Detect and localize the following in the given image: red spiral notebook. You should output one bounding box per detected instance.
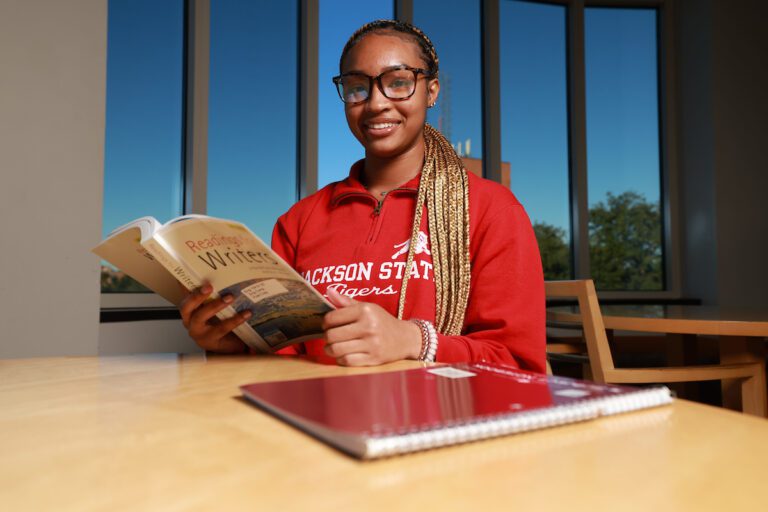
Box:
[240,362,673,459]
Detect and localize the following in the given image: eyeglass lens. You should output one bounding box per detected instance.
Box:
[338,69,417,103]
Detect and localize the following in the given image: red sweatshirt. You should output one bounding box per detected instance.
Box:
[271,161,546,373]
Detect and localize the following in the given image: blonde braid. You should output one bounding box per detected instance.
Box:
[397,124,471,335]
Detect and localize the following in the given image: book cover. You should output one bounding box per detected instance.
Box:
[93,215,333,352]
[240,362,673,459]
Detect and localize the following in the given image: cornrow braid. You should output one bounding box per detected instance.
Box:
[339,19,439,77]
[341,20,471,336]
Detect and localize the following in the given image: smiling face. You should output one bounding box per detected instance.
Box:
[340,32,440,160]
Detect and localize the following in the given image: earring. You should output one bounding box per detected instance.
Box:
[428,101,436,108]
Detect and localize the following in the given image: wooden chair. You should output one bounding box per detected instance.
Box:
[545,279,766,415]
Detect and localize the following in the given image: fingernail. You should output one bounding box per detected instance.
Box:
[201,284,212,294]
[222,295,234,303]
[242,310,252,319]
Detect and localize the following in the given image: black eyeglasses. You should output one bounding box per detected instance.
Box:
[332,65,433,105]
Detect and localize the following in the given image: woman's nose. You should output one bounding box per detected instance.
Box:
[365,81,390,111]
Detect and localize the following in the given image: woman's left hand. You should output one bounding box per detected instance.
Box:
[322,287,423,366]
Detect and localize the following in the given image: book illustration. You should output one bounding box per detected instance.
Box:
[221,278,332,348]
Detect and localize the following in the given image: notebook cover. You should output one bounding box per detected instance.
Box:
[240,362,673,459]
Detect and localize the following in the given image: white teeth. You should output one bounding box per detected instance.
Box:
[368,123,398,129]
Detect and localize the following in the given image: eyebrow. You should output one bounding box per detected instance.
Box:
[342,64,413,75]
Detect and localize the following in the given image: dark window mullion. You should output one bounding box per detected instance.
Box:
[298,0,319,199]
[184,0,210,215]
[481,0,502,183]
[567,0,590,279]
[657,1,680,294]
[396,0,414,23]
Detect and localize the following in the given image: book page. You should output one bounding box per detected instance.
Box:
[154,217,332,352]
[92,224,183,306]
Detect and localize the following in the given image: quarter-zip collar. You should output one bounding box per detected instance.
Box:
[331,160,421,208]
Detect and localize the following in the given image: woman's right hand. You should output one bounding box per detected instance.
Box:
[178,283,252,353]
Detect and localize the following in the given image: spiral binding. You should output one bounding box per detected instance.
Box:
[364,386,673,459]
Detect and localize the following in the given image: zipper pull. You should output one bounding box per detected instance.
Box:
[373,200,383,216]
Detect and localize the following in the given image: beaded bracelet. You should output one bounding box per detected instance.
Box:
[410,319,439,363]
[411,319,428,360]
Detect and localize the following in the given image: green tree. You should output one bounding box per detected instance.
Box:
[533,222,571,280]
[100,266,151,293]
[588,191,662,291]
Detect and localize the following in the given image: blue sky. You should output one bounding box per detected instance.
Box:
[501,0,571,232]
[585,7,660,210]
[103,0,184,233]
[104,0,660,243]
[317,0,394,187]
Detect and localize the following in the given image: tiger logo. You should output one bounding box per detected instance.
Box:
[391,231,431,259]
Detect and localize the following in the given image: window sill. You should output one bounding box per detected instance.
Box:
[100,307,181,323]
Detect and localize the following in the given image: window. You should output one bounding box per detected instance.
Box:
[414,0,484,176]
[102,0,185,294]
[585,7,663,291]
[499,0,571,280]
[207,0,299,242]
[317,0,394,187]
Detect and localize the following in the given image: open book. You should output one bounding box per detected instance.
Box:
[93,215,332,353]
[241,362,673,459]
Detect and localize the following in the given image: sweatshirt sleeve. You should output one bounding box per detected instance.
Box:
[271,213,296,267]
[435,203,546,373]
[270,214,300,356]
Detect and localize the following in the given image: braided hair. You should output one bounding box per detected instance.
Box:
[340,20,471,336]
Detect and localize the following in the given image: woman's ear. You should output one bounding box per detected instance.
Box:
[427,78,440,108]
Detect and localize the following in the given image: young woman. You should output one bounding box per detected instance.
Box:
[179,20,546,373]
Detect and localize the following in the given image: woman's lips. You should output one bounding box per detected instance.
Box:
[363,121,401,137]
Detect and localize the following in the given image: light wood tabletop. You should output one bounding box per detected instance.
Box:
[2,354,768,511]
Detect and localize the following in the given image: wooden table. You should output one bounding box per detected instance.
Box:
[548,305,768,416]
[3,354,768,510]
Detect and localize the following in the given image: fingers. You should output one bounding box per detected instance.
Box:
[179,283,213,327]
[194,310,253,351]
[178,282,254,354]
[325,287,356,308]
[322,295,417,365]
[324,322,365,344]
[323,338,365,359]
[322,305,361,330]
[202,308,252,340]
[322,297,389,366]
[188,294,235,334]
[322,300,382,330]
[323,339,374,366]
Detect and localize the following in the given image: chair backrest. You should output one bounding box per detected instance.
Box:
[545,280,615,383]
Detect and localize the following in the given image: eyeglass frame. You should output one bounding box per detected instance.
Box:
[332,65,435,105]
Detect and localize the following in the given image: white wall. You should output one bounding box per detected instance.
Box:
[710,0,768,308]
[675,0,719,305]
[99,321,201,355]
[0,0,106,357]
